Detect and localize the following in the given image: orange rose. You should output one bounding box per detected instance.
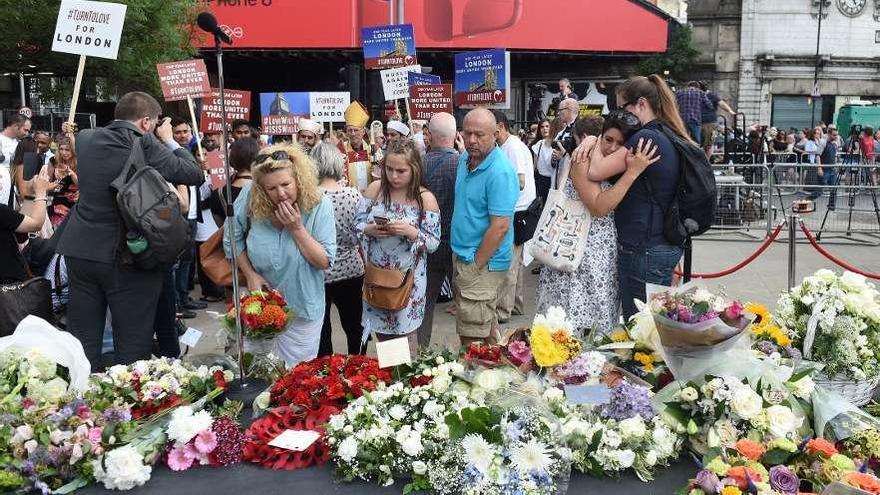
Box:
[845,472,880,494]
[806,438,838,458]
[726,466,763,489]
[735,439,766,461]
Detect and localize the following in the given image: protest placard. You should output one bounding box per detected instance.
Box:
[205,150,228,190]
[156,60,212,102]
[308,92,350,123]
[408,71,441,87]
[52,0,127,123]
[408,84,453,121]
[201,89,252,133]
[52,0,127,60]
[261,114,306,136]
[380,64,421,101]
[361,24,417,70]
[454,49,511,109]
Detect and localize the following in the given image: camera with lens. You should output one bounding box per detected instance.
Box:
[556,134,578,155]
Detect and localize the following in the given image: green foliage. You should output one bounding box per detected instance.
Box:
[445,407,503,444]
[0,0,201,102]
[638,24,700,82]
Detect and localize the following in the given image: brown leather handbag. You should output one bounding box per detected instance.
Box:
[362,256,418,311]
[199,214,251,287]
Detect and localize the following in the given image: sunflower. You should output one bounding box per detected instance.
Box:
[744,302,772,328]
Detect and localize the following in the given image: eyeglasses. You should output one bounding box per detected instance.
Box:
[254,150,290,165]
[607,110,641,127]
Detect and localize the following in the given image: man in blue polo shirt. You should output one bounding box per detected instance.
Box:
[451,108,519,345]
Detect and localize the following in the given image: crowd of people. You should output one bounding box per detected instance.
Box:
[1,74,708,372]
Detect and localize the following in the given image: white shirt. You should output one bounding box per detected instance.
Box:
[0,134,18,207]
[804,140,819,164]
[187,185,198,220]
[531,140,554,178]
[195,183,218,242]
[500,135,537,212]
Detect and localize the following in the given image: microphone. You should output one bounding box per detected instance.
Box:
[197,12,231,44]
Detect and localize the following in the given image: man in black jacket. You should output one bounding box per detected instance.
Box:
[57,92,204,369]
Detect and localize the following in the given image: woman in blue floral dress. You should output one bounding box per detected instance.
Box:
[356,139,440,353]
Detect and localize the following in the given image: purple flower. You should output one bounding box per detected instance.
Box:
[102,407,132,423]
[756,341,778,356]
[769,465,799,494]
[506,340,532,366]
[600,382,655,421]
[784,346,802,361]
[695,469,723,494]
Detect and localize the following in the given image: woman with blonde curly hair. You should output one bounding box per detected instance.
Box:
[225,144,337,366]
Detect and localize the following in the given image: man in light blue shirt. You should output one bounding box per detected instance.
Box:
[451,108,519,345]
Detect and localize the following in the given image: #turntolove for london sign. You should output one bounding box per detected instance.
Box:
[52,0,127,60]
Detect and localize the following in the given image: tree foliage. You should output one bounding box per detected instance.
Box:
[638,24,700,83]
[0,0,201,102]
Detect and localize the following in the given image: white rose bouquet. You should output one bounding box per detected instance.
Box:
[656,373,812,455]
[777,269,880,382]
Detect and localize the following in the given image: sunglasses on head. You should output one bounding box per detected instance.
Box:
[608,110,641,127]
[254,150,290,165]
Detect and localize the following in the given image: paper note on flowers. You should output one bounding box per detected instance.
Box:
[564,384,611,405]
[376,337,411,368]
[268,429,320,452]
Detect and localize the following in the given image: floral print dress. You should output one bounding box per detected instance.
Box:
[355,198,441,336]
[536,178,619,336]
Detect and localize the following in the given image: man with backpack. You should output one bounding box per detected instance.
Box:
[57,92,204,370]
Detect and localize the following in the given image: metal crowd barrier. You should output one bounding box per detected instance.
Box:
[769,162,880,243]
[709,163,772,239]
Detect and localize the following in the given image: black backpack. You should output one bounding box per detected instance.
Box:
[110,137,191,265]
[648,124,717,246]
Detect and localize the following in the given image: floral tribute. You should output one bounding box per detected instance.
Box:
[224,289,293,339]
[502,307,582,370]
[777,269,880,381]
[267,354,391,411]
[165,408,245,471]
[683,436,880,495]
[651,287,745,326]
[243,404,338,471]
[657,371,814,455]
[86,358,231,420]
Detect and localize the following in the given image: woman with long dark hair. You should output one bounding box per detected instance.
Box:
[530,118,554,204]
[574,74,684,319]
[355,139,440,353]
[539,111,658,334]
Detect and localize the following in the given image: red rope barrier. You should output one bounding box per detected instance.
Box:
[799,221,880,280]
[674,222,786,279]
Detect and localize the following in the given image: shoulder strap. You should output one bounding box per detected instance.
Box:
[110,136,146,192]
[555,157,574,191]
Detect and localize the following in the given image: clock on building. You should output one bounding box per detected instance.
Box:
[837,0,868,17]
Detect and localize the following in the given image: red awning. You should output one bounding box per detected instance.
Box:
[198,0,670,53]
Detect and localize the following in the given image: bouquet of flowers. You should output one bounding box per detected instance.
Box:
[745,302,803,363]
[427,405,571,495]
[777,269,880,384]
[683,436,880,495]
[501,307,582,372]
[223,289,292,380]
[647,285,752,380]
[543,380,683,481]
[243,403,338,471]
[1,397,136,494]
[0,348,72,410]
[224,289,292,340]
[657,372,812,455]
[592,320,670,389]
[164,408,245,471]
[265,354,391,412]
[86,358,232,420]
[325,360,473,489]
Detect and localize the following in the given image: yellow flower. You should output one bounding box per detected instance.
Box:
[610,329,629,342]
[745,302,772,330]
[721,487,742,495]
[530,325,569,367]
[768,325,792,347]
[633,352,655,372]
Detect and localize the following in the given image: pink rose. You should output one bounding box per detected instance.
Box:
[88,427,103,444]
[725,302,744,321]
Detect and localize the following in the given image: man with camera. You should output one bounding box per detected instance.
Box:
[551,98,580,183]
[57,91,204,370]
